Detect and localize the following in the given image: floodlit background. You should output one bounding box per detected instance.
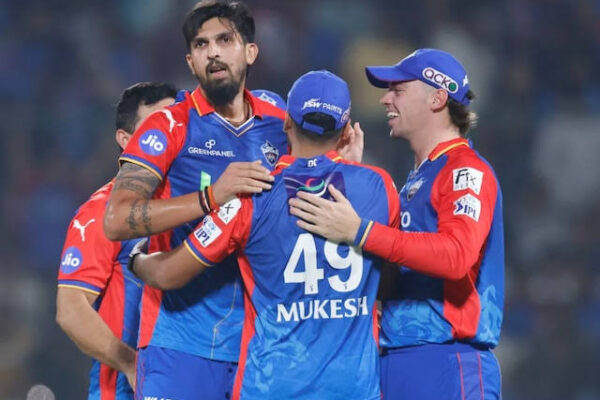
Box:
[1,1,599,399]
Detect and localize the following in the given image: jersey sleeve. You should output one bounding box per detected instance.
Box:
[183,196,253,267]
[57,201,120,295]
[119,107,186,180]
[353,166,400,247]
[360,153,498,280]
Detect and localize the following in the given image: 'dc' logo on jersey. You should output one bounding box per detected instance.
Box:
[139,130,167,156]
[60,246,83,274]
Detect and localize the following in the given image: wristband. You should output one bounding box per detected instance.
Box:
[198,189,211,214]
[353,219,374,247]
[205,185,218,210]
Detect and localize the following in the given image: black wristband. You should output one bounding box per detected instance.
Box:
[198,189,211,214]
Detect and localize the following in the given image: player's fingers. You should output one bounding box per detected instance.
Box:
[289,197,322,217]
[242,178,272,190]
[295,219,321,235]
[328,185,350,205]
[289,205,320,224]
[295,190,330,207]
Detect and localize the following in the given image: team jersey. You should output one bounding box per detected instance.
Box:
[184,151,400,400]
[119,88,287,361]
[57,181,142,400]
[361,137,504,348]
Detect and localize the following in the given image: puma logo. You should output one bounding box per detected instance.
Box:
[73,218,95,242]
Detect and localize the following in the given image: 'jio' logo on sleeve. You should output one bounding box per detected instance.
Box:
[60,246,83,274]
[139,130,167,156]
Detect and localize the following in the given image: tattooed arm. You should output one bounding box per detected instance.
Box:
[103,163,205,240]
[104,161,274,240]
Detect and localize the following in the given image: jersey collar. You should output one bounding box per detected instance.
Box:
[274,150,342,172]
[428,137,470,161]
[190,87,263,119]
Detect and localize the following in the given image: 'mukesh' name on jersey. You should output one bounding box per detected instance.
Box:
[276,296,369,322]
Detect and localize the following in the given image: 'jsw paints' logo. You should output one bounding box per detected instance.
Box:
[139,130,167,155]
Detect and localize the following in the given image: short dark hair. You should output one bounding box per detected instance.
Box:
[115,82,177,133]
[448,90,477,136]
[183,0,255,49]
[290,112,345,143]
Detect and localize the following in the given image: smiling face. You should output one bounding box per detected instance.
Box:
[185,17,258,106]
[379,80,437,140]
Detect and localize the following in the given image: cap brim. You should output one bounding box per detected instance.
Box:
[365,66,415,88]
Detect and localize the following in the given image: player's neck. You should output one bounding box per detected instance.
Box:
[214,90,251,127]
[290,143,335,159]
[410,124,460,167]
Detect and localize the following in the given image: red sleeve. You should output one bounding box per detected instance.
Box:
[119,105,188,180]
[362,152,497,280]
[183,196,253,267]
[57,199,120,295]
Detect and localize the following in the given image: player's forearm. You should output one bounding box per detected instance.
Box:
[105,192,204,240]
[362,222,480,280]
[56,293,136,373]
[133,246,205,290]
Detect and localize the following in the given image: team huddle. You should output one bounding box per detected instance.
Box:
[56,1,504,400]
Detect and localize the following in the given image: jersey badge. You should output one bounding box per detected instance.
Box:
[218,198,242,224]
[260,140,279,166]
[453,193,481,221]
[193,216,222,247]
[284,171,346,200]
[406,177,425,201]
[139,129,167,156]
[453,167,483,194]
[60,246,83,274]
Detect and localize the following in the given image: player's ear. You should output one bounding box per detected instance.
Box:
[430,88,448,112]
[115,129,132,151]
[245,43,258,65]
[283,113,293,133]
[340,121,352,142]
[185,53,195,76]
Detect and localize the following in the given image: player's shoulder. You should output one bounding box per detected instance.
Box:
[141,91,193,130]
[339,159,395,185]
[444,143,496,175]
[250,91,286,121]
[71,181,112,221]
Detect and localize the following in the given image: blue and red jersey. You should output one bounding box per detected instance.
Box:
[57,181,142,400]
[184,151,400,400]
[119,88,287,361]
[361,137,504,348]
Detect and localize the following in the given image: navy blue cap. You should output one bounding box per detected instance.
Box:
[287,70,351,135]
[366,48,471,105]
[251,89,286,110]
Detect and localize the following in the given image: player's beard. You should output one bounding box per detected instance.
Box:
[199,61,245,107]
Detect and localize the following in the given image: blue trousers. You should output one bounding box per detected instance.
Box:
[380,342,502,400]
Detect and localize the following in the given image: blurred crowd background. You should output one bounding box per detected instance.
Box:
[1,0,599,399]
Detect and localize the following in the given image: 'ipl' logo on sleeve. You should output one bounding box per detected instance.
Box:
[283,171,346,200]
[60,246,83,274]
[453,193,481,221]
[139,130,167,156]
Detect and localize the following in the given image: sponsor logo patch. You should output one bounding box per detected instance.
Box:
[284,172,346,200]
[60,246,83,274]
[453,167,483,194]
[261,140,279,166]
[453,194,481,221]
[139,130,167,155]
[218,198,241,224]
[193,216,222,247]
[301,98,343,115]
[72,218,95,242]
[422,67,459,93]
